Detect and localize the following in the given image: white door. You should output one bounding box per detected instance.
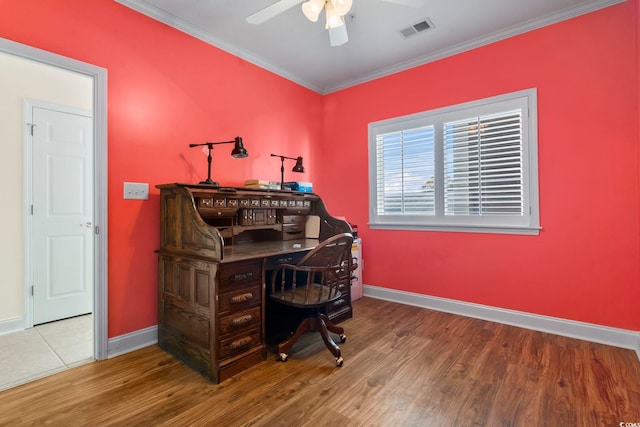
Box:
[31,105,94,325]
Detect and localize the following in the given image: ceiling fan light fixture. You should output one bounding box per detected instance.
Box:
[331,0,353,16]
[302,0,324,22]
[325,3,345,29]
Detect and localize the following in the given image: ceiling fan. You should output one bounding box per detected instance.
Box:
[246,0,422,47]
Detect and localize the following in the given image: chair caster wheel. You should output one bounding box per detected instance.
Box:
[339,334,347,343]
[336,356,344,367]
[279,353,288,362]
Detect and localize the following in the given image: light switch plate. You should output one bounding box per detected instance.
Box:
[124,182,149,200]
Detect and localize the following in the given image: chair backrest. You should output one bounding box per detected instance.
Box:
[270,233,354,307]
[297,233,354,269]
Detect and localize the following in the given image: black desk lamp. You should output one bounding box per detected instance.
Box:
[270,154,305,190]
[190,137,248,185]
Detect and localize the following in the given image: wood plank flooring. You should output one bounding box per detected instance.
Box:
[1,297,639,426]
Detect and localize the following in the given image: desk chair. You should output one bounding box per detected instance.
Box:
[270,233,354,366]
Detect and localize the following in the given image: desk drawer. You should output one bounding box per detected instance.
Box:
[282,215,305,224]
[219,327,262,360]
[219,285,261,313]
[325,292,352,325]
[219,306,261,336]
[282,223,305,240]
[327,295,349,313]
[264,251,308,270]
[219,260,262,291]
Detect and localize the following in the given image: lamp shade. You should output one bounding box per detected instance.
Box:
[231,137,248,158]
[302,0,324,22]
[325,3,345,29]
[331,0,353,16]
[292,156,305,173]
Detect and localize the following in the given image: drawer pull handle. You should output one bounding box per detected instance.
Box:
[229,336,252,350]
[333,299,345,307]
[230,293,254,304]
[231,272,254,281]
[231,314,254,327]
[275,257,293,264]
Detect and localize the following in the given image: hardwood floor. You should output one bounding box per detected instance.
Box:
[1,297,639,426]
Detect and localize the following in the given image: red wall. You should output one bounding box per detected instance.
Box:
[0,0,323,337]
[1,0,638,336]
[320,0,640,330]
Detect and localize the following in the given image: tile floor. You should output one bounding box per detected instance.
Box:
[0,314,93,391]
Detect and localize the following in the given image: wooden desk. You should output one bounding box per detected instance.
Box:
[156,183,353,383]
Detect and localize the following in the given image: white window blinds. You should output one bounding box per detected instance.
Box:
[444,110,523,216]
[368,88,539,235]
[375,126,435,215]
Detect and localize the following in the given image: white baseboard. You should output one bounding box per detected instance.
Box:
[102,286,640,361]
[107,325,157,358]
[0,316,25,336]
[363,284,640,357]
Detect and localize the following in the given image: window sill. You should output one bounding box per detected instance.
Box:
[369,223,541,236]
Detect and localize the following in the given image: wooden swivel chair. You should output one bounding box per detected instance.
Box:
[269,233,354,366]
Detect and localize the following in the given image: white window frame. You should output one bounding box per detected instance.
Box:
[368,88,540,235]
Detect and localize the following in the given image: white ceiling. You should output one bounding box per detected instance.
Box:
[115,0,622,94]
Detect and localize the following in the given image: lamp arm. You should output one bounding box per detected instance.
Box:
[270,154,298,161]
[189,140,235,148]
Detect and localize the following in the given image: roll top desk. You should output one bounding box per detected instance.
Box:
[156,183,353,383]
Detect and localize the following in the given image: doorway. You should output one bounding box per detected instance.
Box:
[0,38,108,362]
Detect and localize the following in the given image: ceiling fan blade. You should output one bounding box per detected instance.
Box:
[381,0,422,7]
[246,0,304,24]
[328,24,349,47]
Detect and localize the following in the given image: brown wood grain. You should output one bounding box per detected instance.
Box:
[1,297,639,426]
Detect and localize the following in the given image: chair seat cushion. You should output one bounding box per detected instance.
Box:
[271,283,341,308]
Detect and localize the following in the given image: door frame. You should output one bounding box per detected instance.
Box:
[1,37,108,360]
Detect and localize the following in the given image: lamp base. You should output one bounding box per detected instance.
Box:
[199,179,220,186]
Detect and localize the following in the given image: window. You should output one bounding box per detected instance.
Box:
[368,89,540,235]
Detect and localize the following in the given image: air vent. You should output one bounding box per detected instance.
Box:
[400,17,434,38]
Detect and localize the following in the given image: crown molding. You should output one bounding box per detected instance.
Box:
[115,0,626,94]
[324,0,626,93]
